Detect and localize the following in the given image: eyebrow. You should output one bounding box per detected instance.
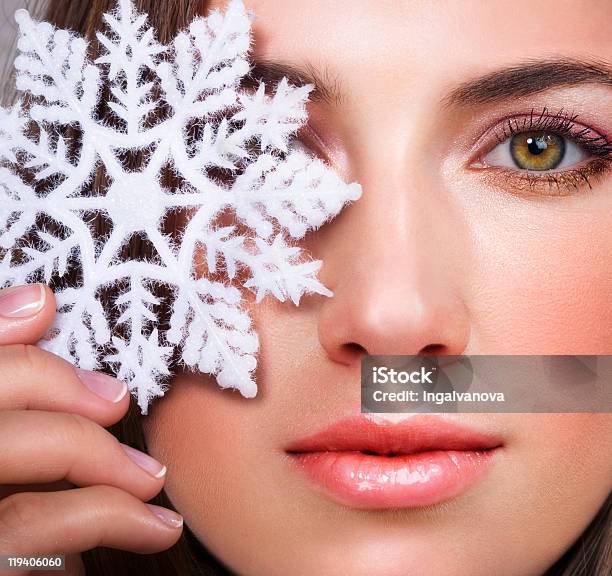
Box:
[245,59,345,106]
[442,58,612,107]
[245,57,612,110]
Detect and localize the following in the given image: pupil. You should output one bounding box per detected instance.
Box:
[527,136,547,156]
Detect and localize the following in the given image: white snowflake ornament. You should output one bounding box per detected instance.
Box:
[0,0,362,414]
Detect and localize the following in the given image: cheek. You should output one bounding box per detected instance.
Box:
[499,414,612,531]
[142,376,271,539]
[467,192,612,353]
[507,414,612,484]
[462,414,612,572]
[142,368,316,575]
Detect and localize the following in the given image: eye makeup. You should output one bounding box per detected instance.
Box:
[469,107,612,197]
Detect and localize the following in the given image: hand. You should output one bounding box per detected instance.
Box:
[0,284,183,575]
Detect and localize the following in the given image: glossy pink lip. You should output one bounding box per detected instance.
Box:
[285,415,502,509]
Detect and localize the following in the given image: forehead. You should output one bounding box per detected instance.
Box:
[205,0,612,74]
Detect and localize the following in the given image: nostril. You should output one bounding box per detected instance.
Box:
[343,342,367,355]
[420,343,446,355]
[341,342,446,357]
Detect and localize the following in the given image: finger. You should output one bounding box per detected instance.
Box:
[0,485,183,556]
[0,285,56,346]
[0,411,167,503]
[0,344,129,428]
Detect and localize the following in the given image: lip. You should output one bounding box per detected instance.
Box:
[285,414,502,509]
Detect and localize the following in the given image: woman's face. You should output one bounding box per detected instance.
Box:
[143,1,612,574]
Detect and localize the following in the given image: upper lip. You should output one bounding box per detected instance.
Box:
[285,415,503,456]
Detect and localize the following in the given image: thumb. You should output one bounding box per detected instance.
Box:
[0,284,57,345]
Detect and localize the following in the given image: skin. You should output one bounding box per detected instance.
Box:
[0,1,610,576]
[142,1,612,575]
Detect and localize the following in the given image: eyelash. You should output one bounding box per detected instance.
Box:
[474,107,612,196]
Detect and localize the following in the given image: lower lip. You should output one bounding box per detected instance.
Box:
[290,449,497,509]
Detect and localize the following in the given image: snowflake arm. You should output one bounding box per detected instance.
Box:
[0,0,362,414]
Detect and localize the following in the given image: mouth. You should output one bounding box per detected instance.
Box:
[284,414,503,510]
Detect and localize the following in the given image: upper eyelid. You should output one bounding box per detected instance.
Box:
[466,112,608,166]
[494,113,595,140]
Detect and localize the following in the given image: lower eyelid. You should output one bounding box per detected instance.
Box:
[471,157,612,197]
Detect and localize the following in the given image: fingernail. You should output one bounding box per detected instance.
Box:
[120,443,167,479]
[76,369,128,403]
[0,284,45,318]
[145,504,183,528]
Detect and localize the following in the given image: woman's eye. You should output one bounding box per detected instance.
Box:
[483,131,588,171]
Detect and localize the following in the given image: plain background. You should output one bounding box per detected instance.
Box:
[1,0,30,103]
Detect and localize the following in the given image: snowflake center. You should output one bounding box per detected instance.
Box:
[106,173,165,231]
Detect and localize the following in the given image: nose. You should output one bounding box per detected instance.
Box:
[316,157,471,366]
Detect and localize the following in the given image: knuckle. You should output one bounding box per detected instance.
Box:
[63,412,99,442]
[75,486,123,550]
[0,492,42,542]
[86,484,123,503]
[39,411,103,455]
[0,345,73,411]
[90,485,136,519]
[79,485,130,532]
[21,343,48,371]
[0,343,49,380]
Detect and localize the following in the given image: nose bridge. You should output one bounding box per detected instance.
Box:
[345,139,457,300]
[345,95,455,273]
[316,113,470,358]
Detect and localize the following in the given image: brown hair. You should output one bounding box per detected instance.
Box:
[4,1,611,574]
